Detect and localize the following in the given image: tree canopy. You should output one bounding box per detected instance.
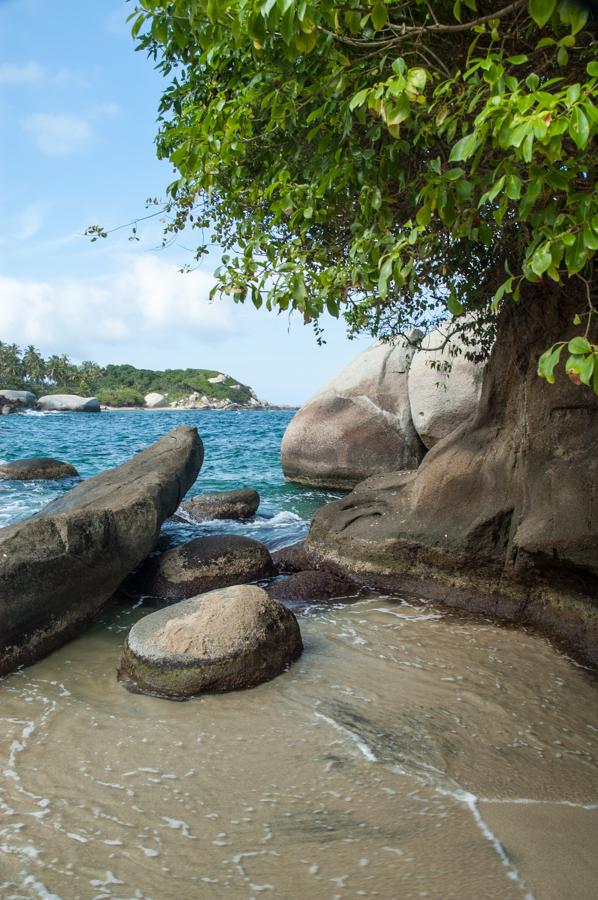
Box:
[127,0,597,389]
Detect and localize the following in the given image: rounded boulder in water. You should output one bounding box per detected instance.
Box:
[130,534,274,600]
[0,457,79,481]
[119,584,303,698]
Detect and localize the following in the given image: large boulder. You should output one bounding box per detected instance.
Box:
[281,338,425,490]
[119,584,303,698]
[306,284,598,668]
[408,326,485,448]
[130,534,274,600]
[0,389,36,413]
[180,488,260,522]
[144,392,167,409]
[38,394,100,412]
[0,425,203,674]
[0,458,79,480]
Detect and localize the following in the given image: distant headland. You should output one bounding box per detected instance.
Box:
[0,342,291,411]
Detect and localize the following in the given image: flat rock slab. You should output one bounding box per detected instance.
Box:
[119,584,303,698]
[0,457,79,481]
[131,534,274,600]
[0,425,203,674]
[267,570,361,603]
[271,541,312,574]
[180,488,260,522]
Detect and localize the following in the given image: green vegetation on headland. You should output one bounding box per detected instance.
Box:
[0,342,255,407]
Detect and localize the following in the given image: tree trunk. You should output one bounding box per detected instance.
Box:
[307,282,598,665]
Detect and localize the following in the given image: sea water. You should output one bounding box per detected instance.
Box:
[1,410,598,900]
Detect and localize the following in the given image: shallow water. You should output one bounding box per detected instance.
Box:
[1,411,598,898]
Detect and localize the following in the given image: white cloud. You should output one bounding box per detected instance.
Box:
[21,113,92,156]
[0,61,43,85]
[21,103,121,156]
[0,255,238,359]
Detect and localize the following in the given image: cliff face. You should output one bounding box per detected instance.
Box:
[307,283,598,666]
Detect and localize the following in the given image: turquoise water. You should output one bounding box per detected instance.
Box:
[0,409,341,548]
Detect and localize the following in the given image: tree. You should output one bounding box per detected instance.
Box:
[130,0,597,388]
[22,345,47,386]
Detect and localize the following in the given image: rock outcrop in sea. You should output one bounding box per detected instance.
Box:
[180,488,260,522]
[38,394,100,412]
[281,339,425,489]
[119,584,303,699]
[0,458,79,480]
[0,389,36,414]
[0,425,203,674]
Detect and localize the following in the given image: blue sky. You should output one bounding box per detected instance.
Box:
[0,0,369,404]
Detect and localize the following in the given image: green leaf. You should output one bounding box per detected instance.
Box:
[530,244,552,276]
[568,336,591,354]
[587,62,598,77]
[349,89,369,111]
[559,0,588,34]
[528,0,557,28]
[449,132,480,162]
[447,290,465,316]
[569,107,590,149]
[566,354,594,386]
[371,3,388,32]
[538,343,564,383]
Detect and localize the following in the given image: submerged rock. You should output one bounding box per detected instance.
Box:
[0,457,79,481]
[38,394,100,412]
[281,338,425,490]
[119,584,303,698]
[267,570,360,603]
[408,326,485,448]
[0,425,203,674]
[131,534,274,600]
[180,488,260,522]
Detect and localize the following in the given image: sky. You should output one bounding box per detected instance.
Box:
[0,0,370,405]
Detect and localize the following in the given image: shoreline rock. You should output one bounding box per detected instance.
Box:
[306,287,598,669]
[119,584,303,699]
[0,425,203,675]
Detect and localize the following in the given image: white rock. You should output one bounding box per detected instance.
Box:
[144,392,167,409]
[208,373,226,384]
[38,394,100,413]
[408,326,485,448]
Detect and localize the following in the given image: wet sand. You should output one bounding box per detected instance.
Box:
[1,595,597,899]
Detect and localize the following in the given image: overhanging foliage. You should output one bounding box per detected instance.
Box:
[128,0,597,387]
